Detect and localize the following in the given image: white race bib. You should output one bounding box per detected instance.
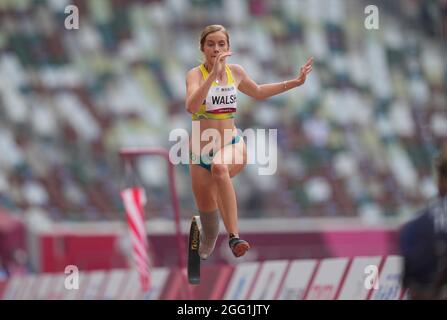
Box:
[205,84,237,114]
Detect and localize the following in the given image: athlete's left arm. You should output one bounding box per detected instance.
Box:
[235,57,313,100]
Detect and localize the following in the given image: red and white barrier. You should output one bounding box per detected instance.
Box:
[276,259,317,300]
[0,255,407,300]
[337,256,383,299]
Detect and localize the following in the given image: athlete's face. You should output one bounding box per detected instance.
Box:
[202,31,229,66]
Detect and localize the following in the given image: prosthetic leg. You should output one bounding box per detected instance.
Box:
[187,215,201,284]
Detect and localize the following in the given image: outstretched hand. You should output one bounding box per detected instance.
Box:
[296,57,313,85]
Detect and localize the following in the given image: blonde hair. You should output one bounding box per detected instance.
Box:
[199,24,230,51]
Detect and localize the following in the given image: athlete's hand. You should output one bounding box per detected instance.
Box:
[210,51,232,80]
[296,57,313,85]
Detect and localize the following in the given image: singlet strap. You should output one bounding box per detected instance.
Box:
[225,65,234,85]
[199,64,234,85]
[199,64,209,80]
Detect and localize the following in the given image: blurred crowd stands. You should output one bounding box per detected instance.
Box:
[0,0,446,223]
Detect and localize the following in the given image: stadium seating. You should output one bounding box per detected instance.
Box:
[0,0,445,222]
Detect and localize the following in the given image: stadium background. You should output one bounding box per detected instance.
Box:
[0,0,446,299]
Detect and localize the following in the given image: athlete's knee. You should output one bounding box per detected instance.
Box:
[211,163,229,181]
[229,163,246,178]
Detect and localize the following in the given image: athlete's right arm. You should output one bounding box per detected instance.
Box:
[185,68,216,114]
